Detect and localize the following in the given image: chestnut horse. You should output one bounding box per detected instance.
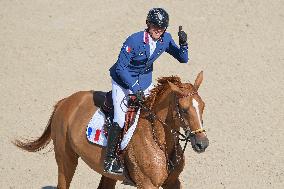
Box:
[14,71,209,189]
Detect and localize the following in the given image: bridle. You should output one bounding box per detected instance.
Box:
[175,90,206,138]
[137,89,206,171]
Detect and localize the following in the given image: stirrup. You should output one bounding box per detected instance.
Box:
[104,157,124,175]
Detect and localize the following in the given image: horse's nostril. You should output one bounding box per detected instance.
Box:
[192,137,209,153]
[195,141,208,152]
[196,143,203,150]
[193,143,201,152]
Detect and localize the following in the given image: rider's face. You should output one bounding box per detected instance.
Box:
[148,24,166,40]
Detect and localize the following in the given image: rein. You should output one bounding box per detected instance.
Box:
[136,90,206,171]
[140,102,189,152]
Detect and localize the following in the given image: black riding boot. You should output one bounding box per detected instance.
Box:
[104,122,124,174]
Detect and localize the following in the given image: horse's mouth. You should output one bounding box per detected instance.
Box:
[192,139,209,153]
[193,144,206,153]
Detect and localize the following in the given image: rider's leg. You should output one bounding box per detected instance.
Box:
[112,80,130,128]
[104,81,153,174]
[104,80,130,174]
[104,122,123,174]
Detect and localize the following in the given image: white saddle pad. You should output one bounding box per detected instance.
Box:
[86,109,140,150]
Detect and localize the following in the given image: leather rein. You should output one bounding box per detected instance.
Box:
[137,90,206,171]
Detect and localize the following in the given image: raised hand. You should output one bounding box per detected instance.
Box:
[178,26,188,46]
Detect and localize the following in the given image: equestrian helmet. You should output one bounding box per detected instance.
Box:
[146,8,169,29]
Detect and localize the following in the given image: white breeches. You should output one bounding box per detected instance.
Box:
[112,79,153,128]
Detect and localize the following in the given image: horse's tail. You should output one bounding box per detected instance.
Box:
[13,99,64,152]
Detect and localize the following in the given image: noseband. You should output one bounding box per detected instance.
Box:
[175,90,206,137]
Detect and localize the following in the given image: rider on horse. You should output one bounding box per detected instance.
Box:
[105,8,189,175]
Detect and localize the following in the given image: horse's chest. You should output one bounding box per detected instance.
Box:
[126,142,168,186]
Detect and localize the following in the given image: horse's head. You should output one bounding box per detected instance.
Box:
[168,71,209,153]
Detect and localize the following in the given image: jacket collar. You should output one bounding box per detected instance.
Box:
[143,31,150,44]
[143,30,163,44]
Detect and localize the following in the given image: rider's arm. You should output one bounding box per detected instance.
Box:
[115,37,140,93]
[165,33,188,63]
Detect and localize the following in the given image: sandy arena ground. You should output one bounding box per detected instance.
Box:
[0,0,283,188]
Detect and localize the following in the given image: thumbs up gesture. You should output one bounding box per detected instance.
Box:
[178,26,188,46]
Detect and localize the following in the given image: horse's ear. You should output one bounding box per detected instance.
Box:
[194,71,203,90]
[168,81,183,95]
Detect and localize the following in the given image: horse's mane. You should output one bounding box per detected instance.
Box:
[145,76,182,109]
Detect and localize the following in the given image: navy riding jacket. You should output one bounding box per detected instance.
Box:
[109,31,188,93]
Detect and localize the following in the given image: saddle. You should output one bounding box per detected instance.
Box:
[93,91,114,118]
[92,91,139,134]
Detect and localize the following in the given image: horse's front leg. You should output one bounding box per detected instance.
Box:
[162,178,182,189]
[128,155,167,189]
[136,182,159,189]
[133,169,164,189]
[162,155,185,189]
[97,175,117,189]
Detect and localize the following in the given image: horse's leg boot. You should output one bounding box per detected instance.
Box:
[104,122,124,174]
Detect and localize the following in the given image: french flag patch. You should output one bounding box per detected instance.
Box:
[125,46,131,53]
[94,129,101,142]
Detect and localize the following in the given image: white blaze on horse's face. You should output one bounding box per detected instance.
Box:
[192,98,203,130]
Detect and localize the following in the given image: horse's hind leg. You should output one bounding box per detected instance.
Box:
[97,176,117,189]
[54,137,79,189]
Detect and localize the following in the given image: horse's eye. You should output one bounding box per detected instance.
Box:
[180,108,188,114]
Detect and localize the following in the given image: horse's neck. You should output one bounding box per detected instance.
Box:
[150,88,177,154]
